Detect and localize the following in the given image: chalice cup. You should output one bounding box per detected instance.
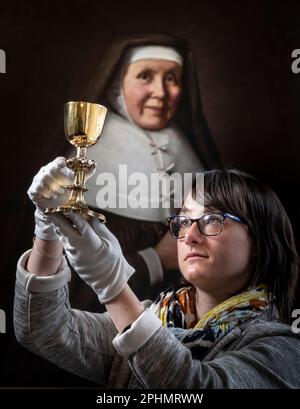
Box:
[45,101,107,222]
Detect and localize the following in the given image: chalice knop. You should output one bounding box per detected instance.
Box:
[45,101,107,222]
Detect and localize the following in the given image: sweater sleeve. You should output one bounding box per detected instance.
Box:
[136,247,164,286]
[13,250,118,385]
[113,308,300,389]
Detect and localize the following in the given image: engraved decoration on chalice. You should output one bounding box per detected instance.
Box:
[45,101,107,222]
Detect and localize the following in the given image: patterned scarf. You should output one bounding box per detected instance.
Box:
[152,284,273,360]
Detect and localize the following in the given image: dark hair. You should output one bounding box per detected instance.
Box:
[181,169,299,324]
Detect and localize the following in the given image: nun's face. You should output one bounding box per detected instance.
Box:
[122,59,182,130]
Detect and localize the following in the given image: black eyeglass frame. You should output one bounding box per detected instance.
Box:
[167,212,243,239]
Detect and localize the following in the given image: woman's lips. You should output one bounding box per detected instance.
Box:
[145,106,165,112]
[185,252,208,261]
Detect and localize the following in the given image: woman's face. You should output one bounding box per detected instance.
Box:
[177,194,256,297]
[122,59,182,130]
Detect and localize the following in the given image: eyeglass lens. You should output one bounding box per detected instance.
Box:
[170,214,224,238]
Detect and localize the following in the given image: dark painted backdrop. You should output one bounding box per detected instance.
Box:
[0,0,300,386]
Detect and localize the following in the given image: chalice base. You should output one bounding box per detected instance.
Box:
[45,204,106,223]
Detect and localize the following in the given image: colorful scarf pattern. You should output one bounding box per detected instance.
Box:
[152,284,273,360]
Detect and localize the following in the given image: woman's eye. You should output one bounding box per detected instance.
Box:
[138,72,151,81]
[206,216,220,225]
[180,218,190,227]
[165,73,177,83]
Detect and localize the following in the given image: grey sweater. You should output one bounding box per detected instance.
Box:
[14,251,300,389]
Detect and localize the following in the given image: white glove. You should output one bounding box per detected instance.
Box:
[27,157,74,240]
[49,212,135,303]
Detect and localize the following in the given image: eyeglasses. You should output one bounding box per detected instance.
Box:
[168,212,243,239]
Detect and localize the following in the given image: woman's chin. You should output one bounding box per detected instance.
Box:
[143,121,167,130]
[182,267,209,284]
[134,116,169,130]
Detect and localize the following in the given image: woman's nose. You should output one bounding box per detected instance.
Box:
[184,221,204,245]
[151,77,166,98]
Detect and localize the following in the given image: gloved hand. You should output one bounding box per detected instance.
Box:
[27,157,74,240]
[49,212,135,303]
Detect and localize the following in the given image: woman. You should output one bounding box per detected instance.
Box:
[14,166,300,388]
[63,33,222,306]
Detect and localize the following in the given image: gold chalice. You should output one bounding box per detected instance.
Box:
[45,101,107,222]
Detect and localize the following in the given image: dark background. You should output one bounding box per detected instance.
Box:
[0,0,300,386]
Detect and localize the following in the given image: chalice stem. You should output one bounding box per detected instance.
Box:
[66,147,89,209]
[77,146,87,158]
[75,146,88,190]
